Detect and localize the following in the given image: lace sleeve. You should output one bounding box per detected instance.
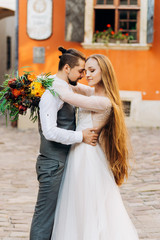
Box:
[71,83,95,96]
[54,84,112,113]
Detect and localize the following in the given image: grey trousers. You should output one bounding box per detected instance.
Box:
[30,158,65,240]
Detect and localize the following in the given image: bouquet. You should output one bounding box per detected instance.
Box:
[0,70,56,123]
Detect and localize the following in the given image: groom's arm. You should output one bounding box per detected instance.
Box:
[39,90,98,146]
[39,89,83,145]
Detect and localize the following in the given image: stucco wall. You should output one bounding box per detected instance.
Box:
[17,0,160,127]
[18,0,160,101]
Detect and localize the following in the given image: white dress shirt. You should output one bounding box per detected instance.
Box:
[39,75,83,145]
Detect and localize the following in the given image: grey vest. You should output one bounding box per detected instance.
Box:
[38,102,76,162]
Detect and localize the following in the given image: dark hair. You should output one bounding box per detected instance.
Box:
[58,46,85,70]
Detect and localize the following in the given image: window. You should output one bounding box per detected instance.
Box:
[94,0,140,42]
[6,36,11,70]
[122,100,131,117]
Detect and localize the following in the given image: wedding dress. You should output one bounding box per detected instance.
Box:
[51,83,139,240]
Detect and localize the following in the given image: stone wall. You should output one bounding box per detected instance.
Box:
[65,0,85,42]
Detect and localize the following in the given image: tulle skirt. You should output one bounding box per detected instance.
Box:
[51,142,139,240]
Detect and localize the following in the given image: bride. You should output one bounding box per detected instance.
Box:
[51,54,139,239]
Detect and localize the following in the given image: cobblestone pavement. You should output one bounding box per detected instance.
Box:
[0,116,160,240]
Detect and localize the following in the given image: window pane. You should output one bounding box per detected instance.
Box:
[120,0,128,5]
[129,22,137,30]
[119,10,138,41]
[95,9,115,32]
[119,22,127,29]
[96,0,104,4]
[130,0,137,5]
[130,11,137,20]
[130,32,137,40]
[122,101,131,117]
[120,11,127,19]
[7,36,11,70]
[107,0,113,4]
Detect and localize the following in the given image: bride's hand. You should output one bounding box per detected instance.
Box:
[82,128,98,146]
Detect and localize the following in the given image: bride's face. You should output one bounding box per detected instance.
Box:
[85,58,102,87]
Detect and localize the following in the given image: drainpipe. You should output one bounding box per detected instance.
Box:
[11,0,19,128]
[15,0,19,73]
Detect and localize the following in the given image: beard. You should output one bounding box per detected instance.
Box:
[68,79,78,86]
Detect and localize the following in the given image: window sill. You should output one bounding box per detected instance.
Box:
[81,42,152,50]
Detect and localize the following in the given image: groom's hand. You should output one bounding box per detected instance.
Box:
[82,128,99,146]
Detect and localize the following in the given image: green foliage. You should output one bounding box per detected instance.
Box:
[0,71,56,126]
[93,25,134,43]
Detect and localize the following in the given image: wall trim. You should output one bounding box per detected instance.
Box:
[81,42,151,50]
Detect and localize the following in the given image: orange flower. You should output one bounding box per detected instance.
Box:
[111,31,115,35]
[107,24,111,28]
[96,30,99,33]
[12,89,22,98]
[119,28,123,31]
[28,74,37,81]
[125,33,129,36]
[13,103,19,108]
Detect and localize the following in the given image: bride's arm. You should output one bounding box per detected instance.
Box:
[71,83,94,96]
[54,85,112,112]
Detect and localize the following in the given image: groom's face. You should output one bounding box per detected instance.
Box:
[68,59,85,86]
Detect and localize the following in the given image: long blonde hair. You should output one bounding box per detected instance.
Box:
[87,54,129,186]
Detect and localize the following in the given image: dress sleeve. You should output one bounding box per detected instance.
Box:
[54,85,112,113]
[71,83,95,96]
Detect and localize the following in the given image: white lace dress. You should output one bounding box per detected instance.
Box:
[51,83,139,240]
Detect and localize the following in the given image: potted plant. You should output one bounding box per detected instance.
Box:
[109,29,133,43]
[93,24,134,44]
[93,24,112,43]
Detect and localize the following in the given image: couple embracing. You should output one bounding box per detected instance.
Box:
[30,47,139,240]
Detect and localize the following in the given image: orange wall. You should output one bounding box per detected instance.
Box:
[19,0,160,100]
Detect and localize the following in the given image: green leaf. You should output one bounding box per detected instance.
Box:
[21,66,31,69]
[49,89,58,97]
[45,72,52,77]
[11,70,15,78]
[0,99,7,113]
[23,70,34,75]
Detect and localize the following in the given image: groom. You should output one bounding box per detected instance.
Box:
[30,47,98,240]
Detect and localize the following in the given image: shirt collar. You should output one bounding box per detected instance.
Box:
[52,74,69,88]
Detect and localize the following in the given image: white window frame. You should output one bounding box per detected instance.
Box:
[82,0,150,50]
[119,91,142,124]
